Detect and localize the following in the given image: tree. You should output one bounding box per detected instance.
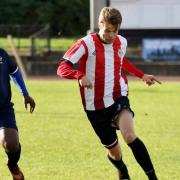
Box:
[0,0,89,36]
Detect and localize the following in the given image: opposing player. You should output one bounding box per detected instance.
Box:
[0,48,35,180]
[57,7,160,180]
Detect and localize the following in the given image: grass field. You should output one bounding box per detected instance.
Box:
[0,80,180,180]
[0,37,78,51]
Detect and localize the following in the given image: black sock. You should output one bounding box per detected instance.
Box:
[146,170,158,180]
[128,138,157,179]
[6,143,21,169]
[108,154,130,179]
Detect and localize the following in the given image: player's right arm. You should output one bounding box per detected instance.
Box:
[57,40,85,79]
[79,76,93,89]
[57,39,93,88]
[57,60,93,89]
[57,60,85,80]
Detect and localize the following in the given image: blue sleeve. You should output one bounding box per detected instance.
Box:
[10,68,29,96]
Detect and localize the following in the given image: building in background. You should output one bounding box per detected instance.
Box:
[90,0,180,35]
[89,0,180,61]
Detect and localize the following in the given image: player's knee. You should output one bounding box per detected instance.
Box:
[123,132,136,144]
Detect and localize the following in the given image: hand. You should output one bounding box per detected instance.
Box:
[24,95,36,113]
[142,74,162,86]
[79,76,93,89]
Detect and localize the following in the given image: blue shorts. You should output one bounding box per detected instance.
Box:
[0,107,18,130]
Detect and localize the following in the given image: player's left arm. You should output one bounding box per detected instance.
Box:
[142,74,162,86]
[3,48,35,113]
[122,57,162,86]
[10,68,36,113]
[122,57,144,78]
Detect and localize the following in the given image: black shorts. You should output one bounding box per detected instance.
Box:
[0,106,18,130]
[85,96,134,148]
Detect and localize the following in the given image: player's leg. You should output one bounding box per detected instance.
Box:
[107,142,130,180]
[0,128,20,167]
[116,109,158,180]
[86,108,130,179]
[0,107,24,180]
[0,128,24,180]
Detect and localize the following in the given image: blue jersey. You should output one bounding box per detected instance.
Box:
[0,48,17,110]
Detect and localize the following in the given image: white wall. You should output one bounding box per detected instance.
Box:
[110,0,180,29]
[89,0,107,33]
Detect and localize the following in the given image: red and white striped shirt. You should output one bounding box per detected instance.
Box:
[57,33,144,110]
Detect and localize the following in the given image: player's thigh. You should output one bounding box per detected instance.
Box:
[86,109,118,148]
[0,128,5,144]
[0,128,19,151]
[116,109,134,130]
[117,109,136,142]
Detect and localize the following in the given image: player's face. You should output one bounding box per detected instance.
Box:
[98,21,119,44]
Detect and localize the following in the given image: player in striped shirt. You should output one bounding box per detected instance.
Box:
[57,7,161,180]
[0,48,35,180]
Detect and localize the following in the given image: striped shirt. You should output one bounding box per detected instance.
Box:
[58,33,144,110]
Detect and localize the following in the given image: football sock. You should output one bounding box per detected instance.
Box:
[108,154,130,179]
[128,138,158,179]
[6,143,21,169]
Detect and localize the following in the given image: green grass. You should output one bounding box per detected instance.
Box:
[0,37,78,51]
[0,80,180,179]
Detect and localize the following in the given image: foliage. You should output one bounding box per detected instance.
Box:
[0,0,89,36]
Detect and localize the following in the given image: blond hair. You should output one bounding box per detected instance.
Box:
[99,7,122,29]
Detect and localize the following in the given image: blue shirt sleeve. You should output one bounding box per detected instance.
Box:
[10,68,29,96]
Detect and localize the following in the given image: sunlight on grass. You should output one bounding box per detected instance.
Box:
[0,80,179,179]
[0,37,78,51]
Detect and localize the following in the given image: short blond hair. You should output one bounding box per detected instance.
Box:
[99,7,122,29]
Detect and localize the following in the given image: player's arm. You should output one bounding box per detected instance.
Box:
[57,60,92,89]
[122,57,162,86]
[79,76,93,89]
[2,48,35,113]
[57,39,86,80]
[142,74,162,86]
[57,39,93,89]
[10,68,35,113]
[122,57,144,78]
[57,60,85,80]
